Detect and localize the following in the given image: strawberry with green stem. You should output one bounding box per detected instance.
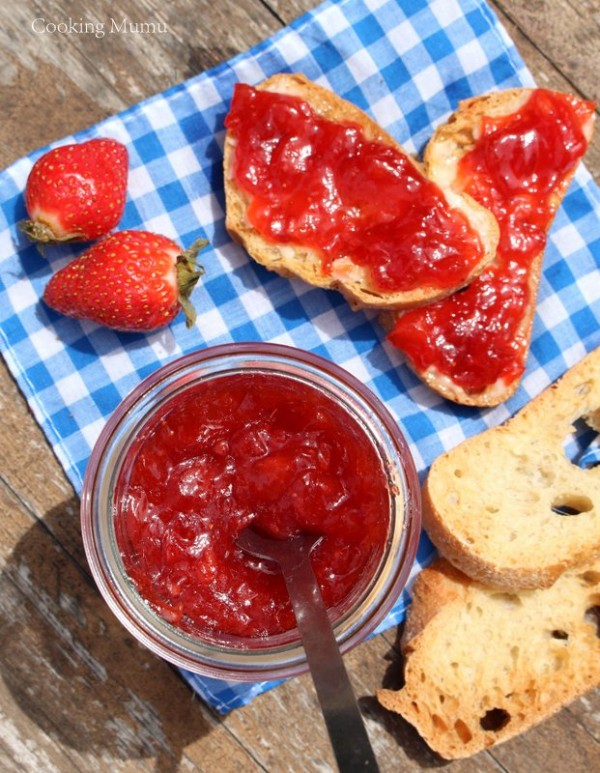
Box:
[20,138,128,244]
[43,230,207,332]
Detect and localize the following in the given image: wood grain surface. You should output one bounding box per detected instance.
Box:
[0,1,599,771]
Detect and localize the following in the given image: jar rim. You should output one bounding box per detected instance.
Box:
[81,343,421,681]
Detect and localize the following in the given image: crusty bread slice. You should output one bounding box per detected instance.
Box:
[383,88,596,407]
[377,557,600,759]
[422,347,600,590]
[224,73,498,310]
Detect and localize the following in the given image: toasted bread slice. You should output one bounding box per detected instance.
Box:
[384,88,596,406]
[224,73,498,310]
[422,348,600,590]
[377,557,600,759]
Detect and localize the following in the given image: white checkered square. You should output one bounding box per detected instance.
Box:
[456,38,488,74]
[27,324,67,359]
[146,99,177,131]
[344,47,380,82]
[197,307,230,343]
[387,20,421,57]
[166,146,201,179]
[54,370,89,408]
[412,64,445,100]
[537,293,569,328]
[318,4,352,36]
[128,164,156,197]
[370,93,405,127]
[101,349,137,384]
[80,417,107,450]
[8,278,38,314]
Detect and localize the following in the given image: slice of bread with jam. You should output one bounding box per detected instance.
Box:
[224,73,499,310]
[384,88,596,406]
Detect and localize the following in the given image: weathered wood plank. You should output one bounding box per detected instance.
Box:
[0,478,262,772]
[0,365,82,557]
[264,0,319,24]
[566,688,600,744]
[495,0,600,103]
[0,0,281,167]
[0,702,76,773]
[0,3,124,166]
[489,705,600,773]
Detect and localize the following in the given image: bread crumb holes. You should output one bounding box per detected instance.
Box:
[479,707,511,732]
[551,494,593,516]
[584,605,600,637]
[579,571,600,585]
[491,593,522,608]
[454,719,472,743]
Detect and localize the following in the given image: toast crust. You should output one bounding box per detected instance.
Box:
[377,557,600,759]
[422,348,600,590]
[384,88,595,407]
[224,73,499,310]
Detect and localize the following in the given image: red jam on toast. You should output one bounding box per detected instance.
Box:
[225,83,486,293]
[388,89,595,396]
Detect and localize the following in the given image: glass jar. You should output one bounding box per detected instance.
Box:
[81,343,421,681]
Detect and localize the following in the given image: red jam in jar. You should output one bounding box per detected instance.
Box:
[113,371,390,640]
[225,83,485,293]
[388,89,595,394]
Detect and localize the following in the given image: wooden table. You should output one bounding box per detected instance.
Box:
[0,1,598,771]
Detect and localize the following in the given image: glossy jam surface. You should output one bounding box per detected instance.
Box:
[388,89,595,393]
[225,84,484,292]
[114,372,390,640]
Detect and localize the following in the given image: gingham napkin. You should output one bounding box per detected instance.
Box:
[0,0,598,713]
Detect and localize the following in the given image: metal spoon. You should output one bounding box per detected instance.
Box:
[236,528,380,772]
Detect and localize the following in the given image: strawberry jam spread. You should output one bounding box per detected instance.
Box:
[388,89,595,394]
[114,372,389,640]
[225,83,485,292]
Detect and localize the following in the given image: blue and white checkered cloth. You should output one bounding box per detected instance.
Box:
[0,0,598,713]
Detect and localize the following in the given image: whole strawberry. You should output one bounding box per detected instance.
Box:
[43,230,207,332]
[20,138,128,244]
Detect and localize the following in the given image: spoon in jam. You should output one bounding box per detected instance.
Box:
[236,527,380,772]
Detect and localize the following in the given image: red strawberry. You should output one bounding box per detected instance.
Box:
[20,138,128,244]
[43,230,207,332]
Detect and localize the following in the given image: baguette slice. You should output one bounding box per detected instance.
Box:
[377,557,600,759]
[384,88,596,406]
[423,347,600,590]
[224,73,498,310]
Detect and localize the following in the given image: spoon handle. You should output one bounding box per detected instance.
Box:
[281,556,380,772]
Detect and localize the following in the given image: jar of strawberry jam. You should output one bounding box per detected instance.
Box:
[81,343,420,681]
